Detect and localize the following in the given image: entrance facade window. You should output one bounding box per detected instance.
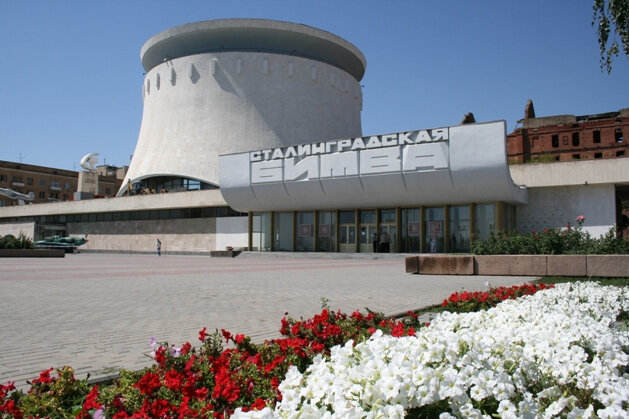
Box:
[424,207,444,253]
[317,211,336,252]
[449,205,470,253]
[401,208,421,252]
[249,202,506,253]
[379,209,396,253]
[273,212,293,251]
[296,212,314,251]
[503,204,517,232]
[339,210,356,252]
[359,210,376,253]
[475,204,496,240]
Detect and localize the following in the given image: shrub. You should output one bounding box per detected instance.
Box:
[0,233,34,250]
[471,216,629,255]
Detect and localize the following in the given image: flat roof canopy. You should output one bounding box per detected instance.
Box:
[219,121,528,212]
[141,18,367,81]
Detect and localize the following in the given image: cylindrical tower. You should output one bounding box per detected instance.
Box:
[119,18,366,195]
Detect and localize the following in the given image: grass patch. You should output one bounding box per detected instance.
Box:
[533,276,629,286]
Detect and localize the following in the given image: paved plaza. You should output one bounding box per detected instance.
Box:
[0,253,532,389]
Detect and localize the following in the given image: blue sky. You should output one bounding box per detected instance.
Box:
[1,1,628,171]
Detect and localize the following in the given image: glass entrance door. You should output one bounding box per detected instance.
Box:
[359,210,376,253]
[379,209,396,253]
[317,211,336,252]
[401,208,420,252]
[251,212,271,251]
[339,210,356,252]
[273,212,293,251]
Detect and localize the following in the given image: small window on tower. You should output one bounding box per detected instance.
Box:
[616,129,624,143]
[617,150,625,157]
[572,154,580,160]
[593,130,601,143]
[572,132,580,146]
[594,152,602,159]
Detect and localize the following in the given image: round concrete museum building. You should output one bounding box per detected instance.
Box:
[120,18,367,195]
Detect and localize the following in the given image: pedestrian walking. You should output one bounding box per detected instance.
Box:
[156,238,162,256]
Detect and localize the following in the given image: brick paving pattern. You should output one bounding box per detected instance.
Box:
[0,253,530,389]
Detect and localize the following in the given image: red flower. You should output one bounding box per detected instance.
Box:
[0,381,15,399]
[221,329,232,342]
[154,346,167,367]
[195,387,209,400]
[248,397,267,411]
[164,370,184,391]
[147,398,173,417]
[310,342,325,352]
[199,327,207,342]
[0,399,22,419]
[391,322,405,337]
[135,371,161,395]
[83,385,101,410]
[76,385,102,418]
[280,317,290,335]
[234,334,245,344]
[31,368,54,385]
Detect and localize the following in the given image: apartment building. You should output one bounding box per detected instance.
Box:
[0,161,126,206]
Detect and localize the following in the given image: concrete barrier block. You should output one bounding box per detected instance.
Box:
[474,255,511,275]
[405,256,420,274]
[547,255,586,276]
[447,256,474,275]
[587,255,629,277]
[419,255,474,275]
[509,255,547,276]
[210,250,241,258]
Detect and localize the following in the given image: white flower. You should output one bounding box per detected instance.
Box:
[497,399,517,419]
[567,405,595,419]
[233,282,629,418]
[231,407,275,419]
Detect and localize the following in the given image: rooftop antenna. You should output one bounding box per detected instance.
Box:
[18,153,23,163]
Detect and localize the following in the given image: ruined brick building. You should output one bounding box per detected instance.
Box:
[507,100,628,163]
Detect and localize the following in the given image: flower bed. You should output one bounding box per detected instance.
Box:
[239,282,628,418]
[1,283,627,418]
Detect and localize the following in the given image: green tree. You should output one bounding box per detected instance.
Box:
[593,0,629,73]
